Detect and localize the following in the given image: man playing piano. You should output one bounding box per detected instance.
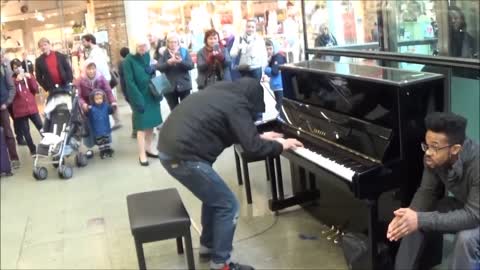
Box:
[387,112,479,270]
[157,78,303,270]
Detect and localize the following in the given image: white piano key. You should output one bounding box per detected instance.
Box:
[293,147,356,181]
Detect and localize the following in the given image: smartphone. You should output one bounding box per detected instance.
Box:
[175,52,181,59]
[213,44,220,51]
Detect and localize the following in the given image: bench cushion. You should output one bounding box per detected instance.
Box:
[127,188,190,240]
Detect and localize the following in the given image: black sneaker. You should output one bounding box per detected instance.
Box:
[211,262,255,270]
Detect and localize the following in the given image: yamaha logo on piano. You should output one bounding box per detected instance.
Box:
[312,128,327,137]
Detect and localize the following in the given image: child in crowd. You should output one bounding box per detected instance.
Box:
[75,60,116,158]
[10,59,43,155]
[264,39,287,112]
[88,89,113,159]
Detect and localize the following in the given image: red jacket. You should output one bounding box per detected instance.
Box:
[12,74,39,118]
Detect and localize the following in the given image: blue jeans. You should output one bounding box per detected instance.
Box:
[158,152,239,264]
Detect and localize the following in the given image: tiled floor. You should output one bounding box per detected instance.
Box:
[1,87,449,269]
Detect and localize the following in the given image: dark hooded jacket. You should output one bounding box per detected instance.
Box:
[158,77,282,164]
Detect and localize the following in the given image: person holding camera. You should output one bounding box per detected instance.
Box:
[156,32,194,111]
[230,19,268,81]
[10,59,42,156]
[196,29,232,90]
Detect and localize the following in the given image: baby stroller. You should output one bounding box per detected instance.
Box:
[32,84,88,180]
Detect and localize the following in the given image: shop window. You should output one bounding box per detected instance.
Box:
[304,0,479,60]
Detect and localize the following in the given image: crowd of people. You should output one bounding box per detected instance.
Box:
[0,18,288,173]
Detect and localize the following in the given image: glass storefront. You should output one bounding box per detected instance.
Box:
[304,0,479,60]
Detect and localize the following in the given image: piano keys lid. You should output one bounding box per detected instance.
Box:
[280,98,394,164]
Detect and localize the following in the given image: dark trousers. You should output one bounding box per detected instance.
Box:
[395,198,480,270]
[16,113,43,154]
[274,90,283,112]
[395,227,479,270]
[0,109,19,161]
[165,90,191,111]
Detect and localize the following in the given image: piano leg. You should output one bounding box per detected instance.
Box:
[268,157,279,202]
[275,157,285,200]
[234,151,243,186]
[308,172,317,190]
[366,199,379,270]
[299,166,307,191]
[268,162,320,212]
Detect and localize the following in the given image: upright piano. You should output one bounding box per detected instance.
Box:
[261,60,445,269]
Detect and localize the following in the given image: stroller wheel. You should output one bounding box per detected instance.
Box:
[59,165,73,180]
[75,153,88,167]
[33,167,48,181]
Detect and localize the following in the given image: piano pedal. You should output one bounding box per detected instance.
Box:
[333,232,345,244]
[326,229,341,241]
[321,225,336,235]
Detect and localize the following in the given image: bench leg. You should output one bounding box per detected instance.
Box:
[184,229,195,270]
[265,159,270,181]
[234,151,243,185]
[135,238,147,270]
[242,158,252,204]
[176,237,184,254]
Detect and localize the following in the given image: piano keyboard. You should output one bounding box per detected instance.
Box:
[292,147,356,181]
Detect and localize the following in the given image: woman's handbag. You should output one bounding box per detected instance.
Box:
[109,70,119,89]
[149,74,172,100]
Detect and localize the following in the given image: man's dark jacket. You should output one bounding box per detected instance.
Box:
[35,51,73,91]
[158,78,282,164]
[411,138,479,232]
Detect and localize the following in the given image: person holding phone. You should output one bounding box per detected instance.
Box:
[196,29,232,90]
[10,59,42,156]
[156,32,194,111]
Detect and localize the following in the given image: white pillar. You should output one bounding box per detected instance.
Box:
[123,0,149,50]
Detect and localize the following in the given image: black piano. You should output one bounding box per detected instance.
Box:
[260,60,445,269]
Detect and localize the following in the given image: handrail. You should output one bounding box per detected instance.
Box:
[315,38,439,51]
[307,48,480,70]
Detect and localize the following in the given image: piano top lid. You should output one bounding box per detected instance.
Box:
[280,60,444,86]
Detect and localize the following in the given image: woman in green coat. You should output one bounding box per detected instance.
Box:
[123,39,162,166]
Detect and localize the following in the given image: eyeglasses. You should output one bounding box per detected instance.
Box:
[420,142,451,154]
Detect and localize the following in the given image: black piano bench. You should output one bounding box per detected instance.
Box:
[234,144,271,204]
[127,188,195,270]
